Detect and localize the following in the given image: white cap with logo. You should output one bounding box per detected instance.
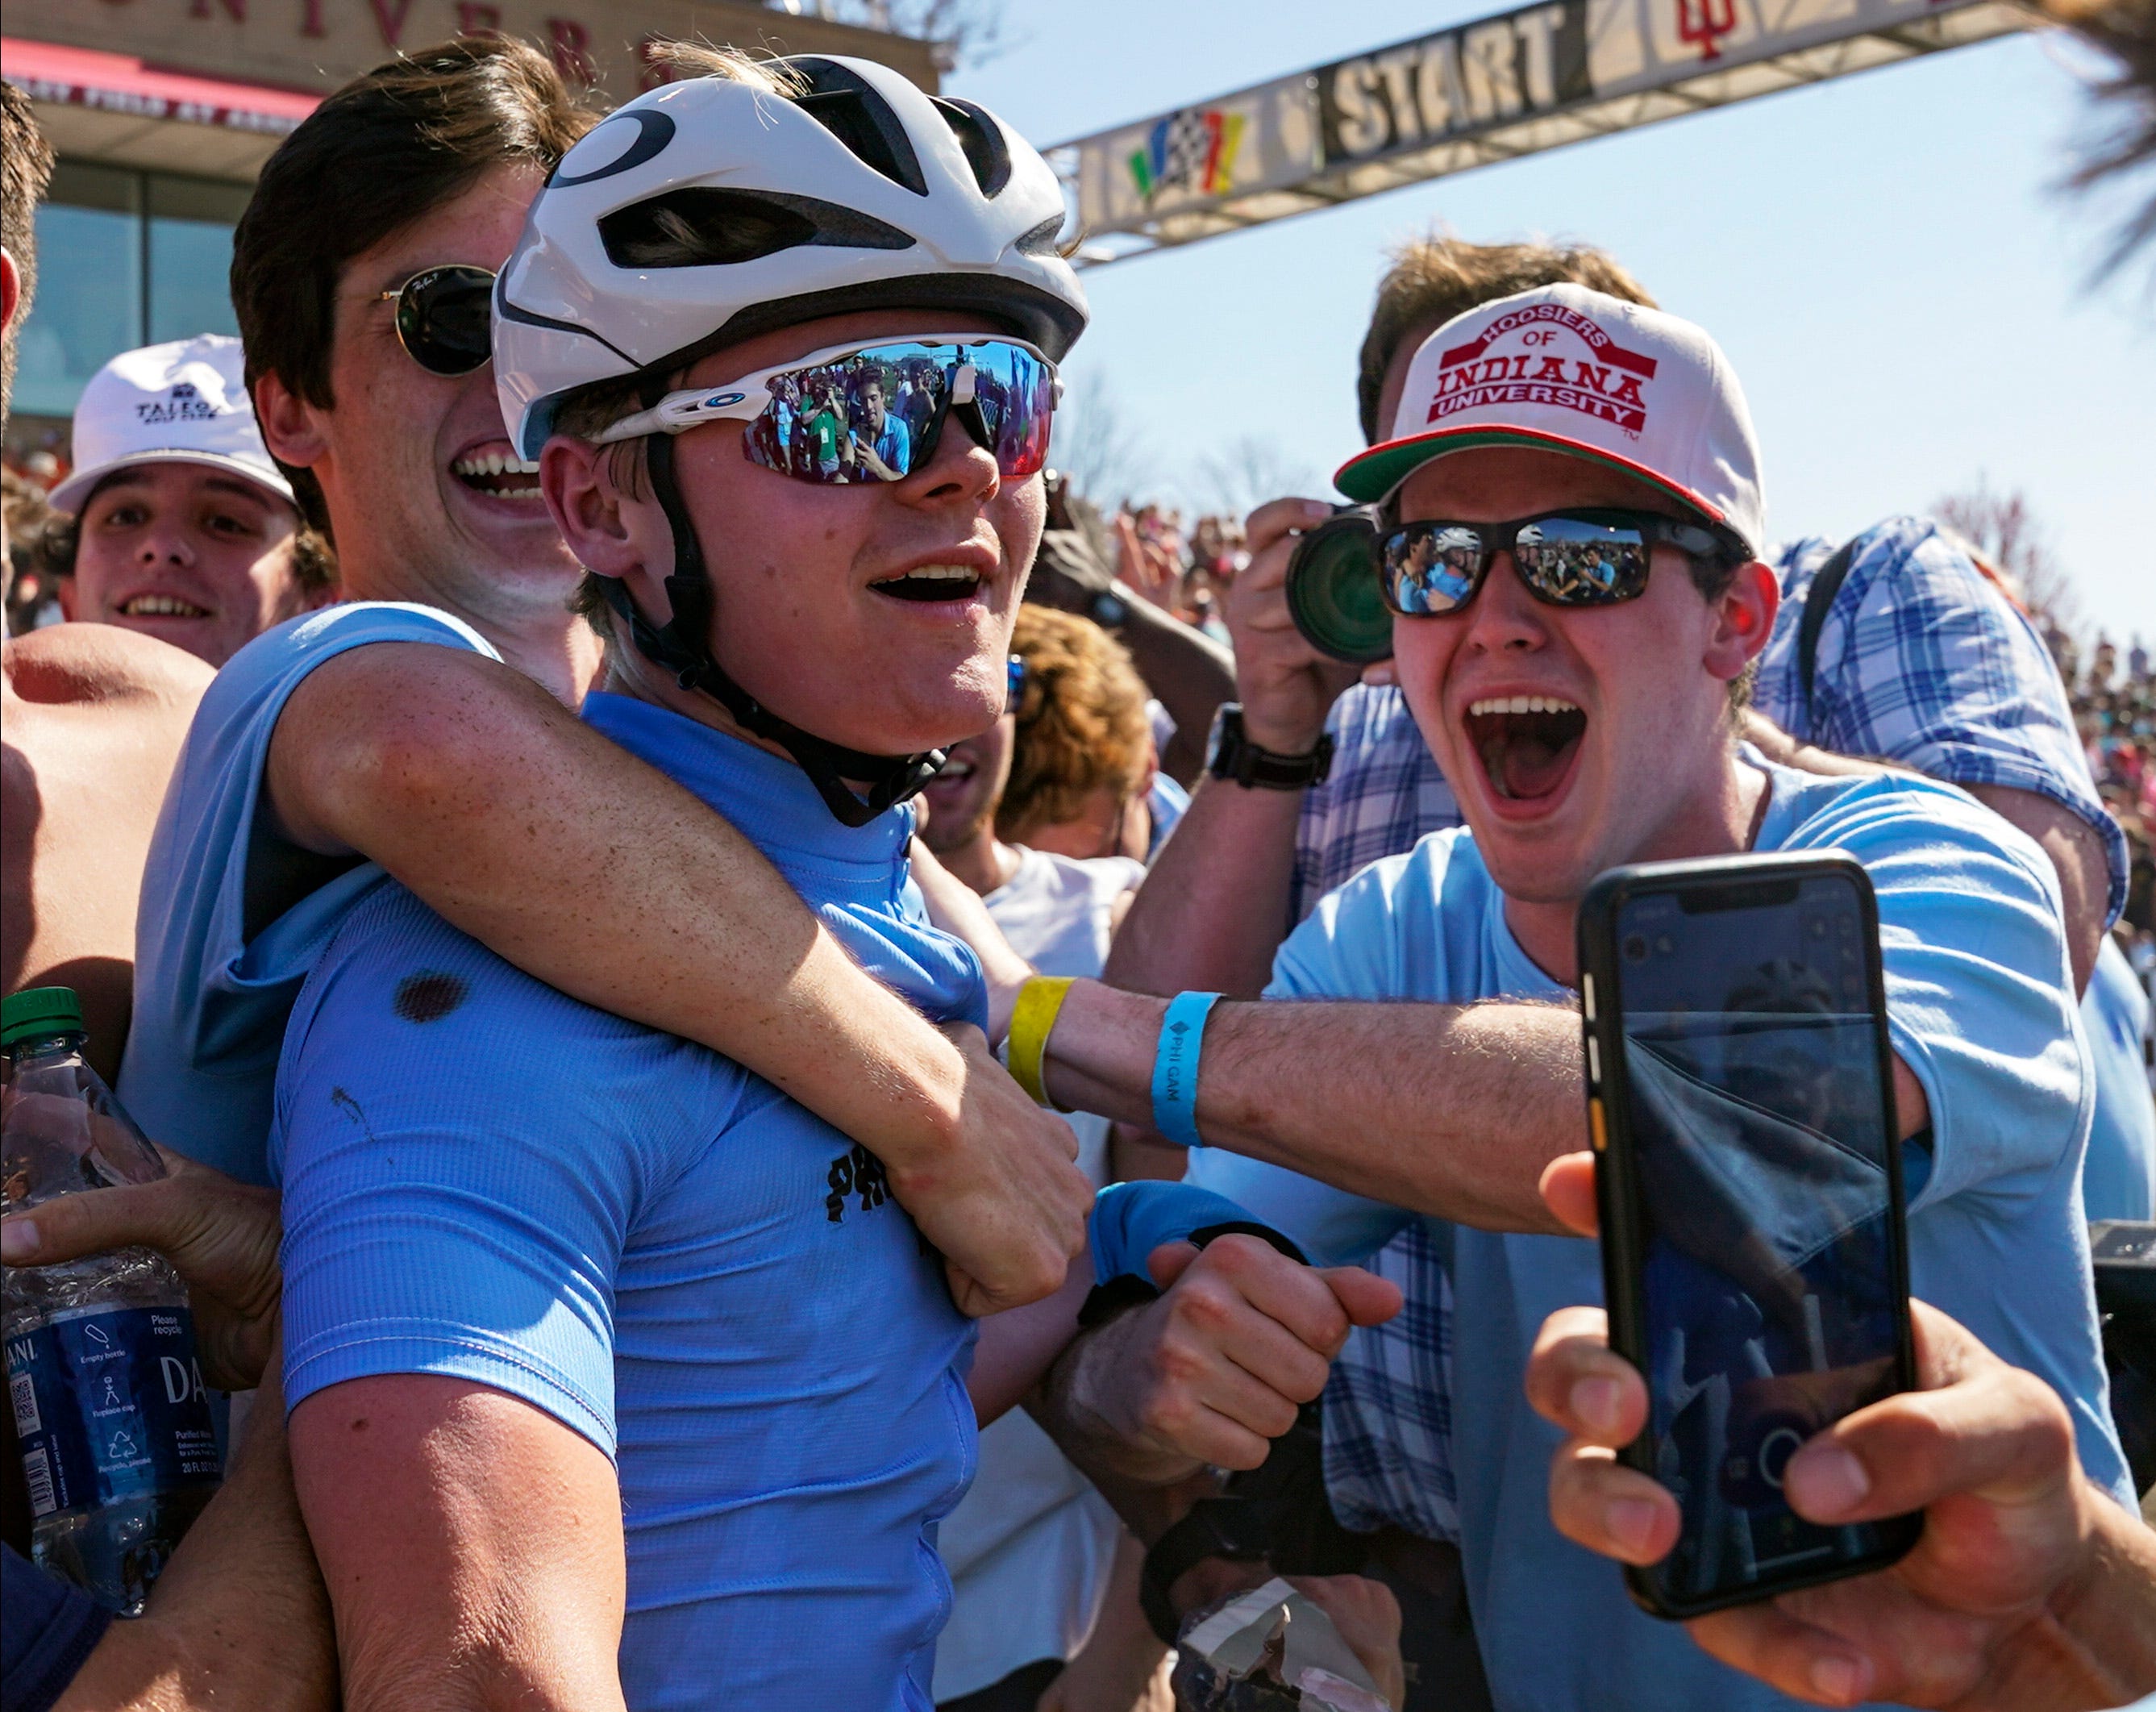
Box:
[1334,284,1767,557]
[48,334,296,519]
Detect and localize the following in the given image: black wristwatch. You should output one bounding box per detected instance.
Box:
[1206,703,1333,790]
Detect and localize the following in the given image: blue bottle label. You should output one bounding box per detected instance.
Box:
[6,1306,222,1517]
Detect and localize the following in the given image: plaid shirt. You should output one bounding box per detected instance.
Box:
[1305,514,2125,1543]
[1756,520,2125,923]
[1290,685,1461,923]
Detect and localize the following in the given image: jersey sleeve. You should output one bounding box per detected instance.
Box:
[1795,520,2125,924]
[271,887,725,1457]
[120,604,500,1175]
[1086,1180,1307,1282]
[1783,774,2092,1217]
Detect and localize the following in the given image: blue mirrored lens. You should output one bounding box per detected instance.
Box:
[1383,524,1484,614]
[743,341,1054,486]
[1513,516,1650,602]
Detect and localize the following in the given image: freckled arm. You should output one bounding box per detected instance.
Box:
[256,642,1090,1315]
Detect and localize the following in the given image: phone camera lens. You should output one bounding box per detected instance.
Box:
[1622,935,1649,963]
[1654,935,1673,956]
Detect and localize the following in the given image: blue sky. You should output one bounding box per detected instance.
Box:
[952,1,2156,647]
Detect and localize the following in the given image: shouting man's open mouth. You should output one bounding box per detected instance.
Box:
[1463,694,1588,810]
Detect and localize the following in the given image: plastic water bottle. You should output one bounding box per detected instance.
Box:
[2,987,221,1613]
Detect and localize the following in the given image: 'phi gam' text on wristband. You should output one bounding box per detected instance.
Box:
[1151,990,1222,1148]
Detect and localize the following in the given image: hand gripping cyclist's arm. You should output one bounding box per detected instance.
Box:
[264,643,1089,1313]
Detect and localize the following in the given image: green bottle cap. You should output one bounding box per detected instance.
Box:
[2,986,85,1049]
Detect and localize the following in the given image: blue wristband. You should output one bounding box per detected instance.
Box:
[1151,990,1222,1148]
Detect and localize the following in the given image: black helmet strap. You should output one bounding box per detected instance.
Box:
[600,430,945,829]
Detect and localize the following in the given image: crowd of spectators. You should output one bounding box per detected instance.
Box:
[3,18,2156,1712]
[2059,630,2156,956]
[1071,499,1247,648]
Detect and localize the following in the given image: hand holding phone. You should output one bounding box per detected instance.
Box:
[1576,853,1922,1619]
[1525,1196,2153,1709]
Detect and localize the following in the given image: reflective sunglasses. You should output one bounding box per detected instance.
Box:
[375,265,497,377]
[1376,509,1737,619]
[595,335,1061,486]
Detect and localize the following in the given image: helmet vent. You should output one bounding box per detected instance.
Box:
[788,59,930,197]
[931,98,1011,198]
[600,188,915,269]
[1015,215,1065,258]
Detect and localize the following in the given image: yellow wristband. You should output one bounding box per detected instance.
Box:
[1007,976,1076,1110]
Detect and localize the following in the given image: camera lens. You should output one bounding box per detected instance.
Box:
[1622,935,1648,962]
[1285,510,1393,664]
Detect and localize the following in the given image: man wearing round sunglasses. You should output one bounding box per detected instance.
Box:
[977,283,2127,1711]
[243,48,1391,1711]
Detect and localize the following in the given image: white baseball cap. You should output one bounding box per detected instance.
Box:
[1334,285,1767,557]
[49,334,297,519]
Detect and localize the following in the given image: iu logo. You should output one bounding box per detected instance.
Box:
[1675,0,1738,60]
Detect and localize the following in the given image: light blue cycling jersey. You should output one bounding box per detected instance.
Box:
[272,691,984,1711]
[119,603,497,1184]
[1150,751,2126,1712]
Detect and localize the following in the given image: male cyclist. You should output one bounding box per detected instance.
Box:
[267,53,1392,1710]
[123,36,1087,1314]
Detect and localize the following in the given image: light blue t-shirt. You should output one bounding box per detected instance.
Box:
[271,692,984,1710]
[119,602,497,1184]
[1182,750,2127,1712]
[866,410,912,474]
[2083,937,2156,1223]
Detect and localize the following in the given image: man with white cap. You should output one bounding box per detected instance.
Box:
[51,334,330,669]
[990,284,2128,1709]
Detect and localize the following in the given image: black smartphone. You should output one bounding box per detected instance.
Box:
[1576,852,1922,1619]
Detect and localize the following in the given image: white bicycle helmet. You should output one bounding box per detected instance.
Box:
[495,55,1087,460]
[492,57,1088,827]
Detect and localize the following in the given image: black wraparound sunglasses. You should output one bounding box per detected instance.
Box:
[1376,508,1742,618]
[376,265,497,377]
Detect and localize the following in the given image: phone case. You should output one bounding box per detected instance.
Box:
[1575,852,1923,1620]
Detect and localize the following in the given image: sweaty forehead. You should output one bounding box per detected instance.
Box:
[1397,444,1679,522]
